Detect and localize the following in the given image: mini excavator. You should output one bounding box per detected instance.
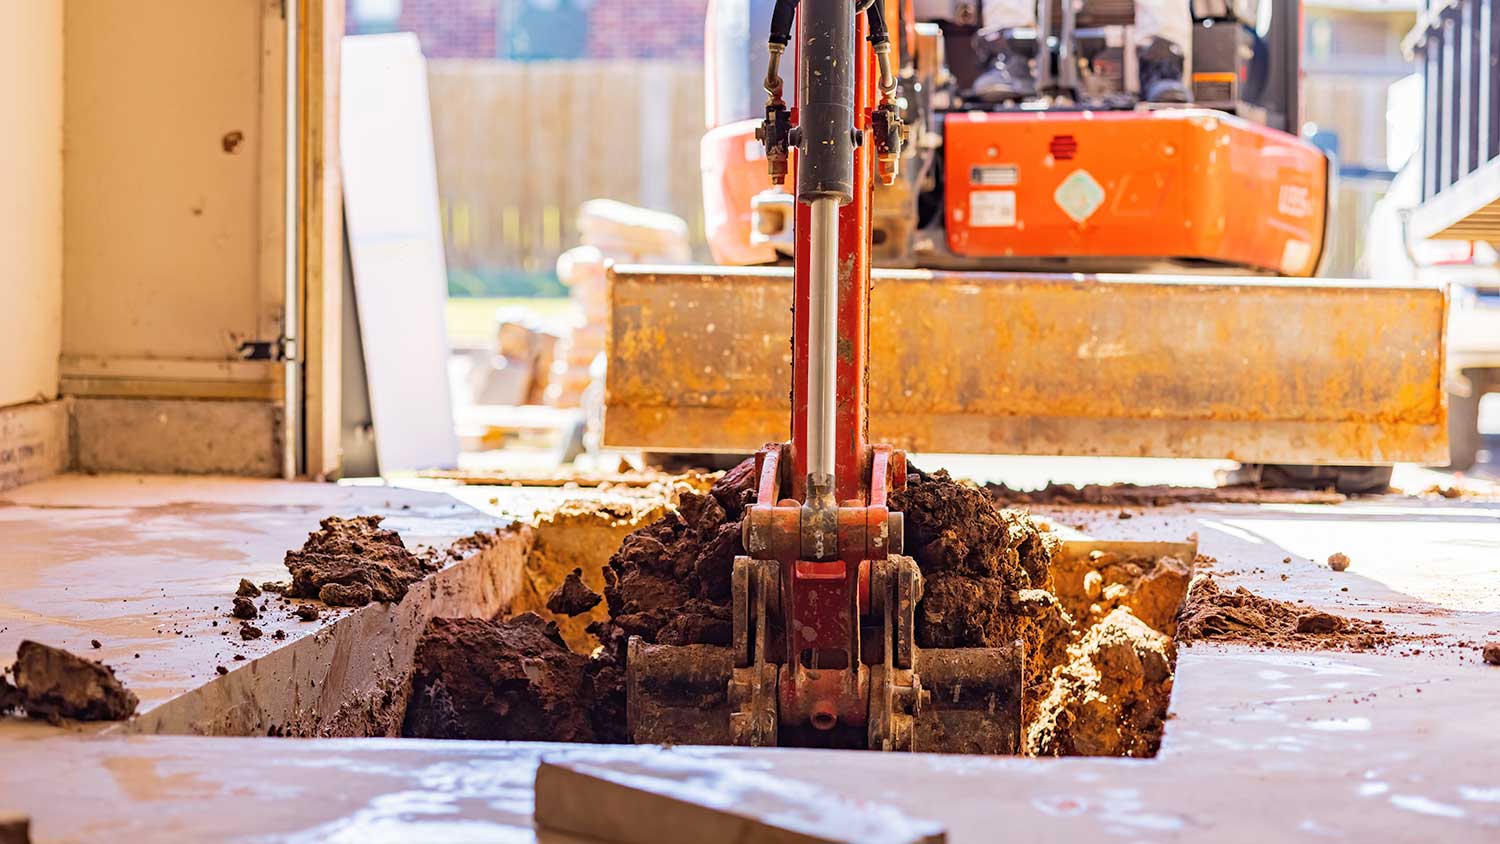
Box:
[625,0,1024,752]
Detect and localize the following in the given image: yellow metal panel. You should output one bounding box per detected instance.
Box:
[605,265,1449,464]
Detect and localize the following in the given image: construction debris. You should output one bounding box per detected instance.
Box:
[282,515,441,607]
[1483,643,1500,666]
[236,579,261,598]
[2,641,138,722]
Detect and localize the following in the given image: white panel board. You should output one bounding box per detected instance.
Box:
[340,33,459,471]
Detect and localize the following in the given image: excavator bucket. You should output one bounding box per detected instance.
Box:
[604,265,1449,464]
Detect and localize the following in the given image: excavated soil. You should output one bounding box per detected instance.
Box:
[401,462,1183,756]
[0,641,138,722]
[1027,608,1175,756]
[402,614,595,741]
[1177,575,1392,651]
[988,481,1346,507]
[282,515,441,606]
[502,498,670,653]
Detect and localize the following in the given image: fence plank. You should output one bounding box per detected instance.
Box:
[429,59,707,282]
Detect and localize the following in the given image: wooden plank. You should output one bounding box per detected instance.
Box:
[340,34,459,472]
[534,752,946,844]
[298,0,344,479]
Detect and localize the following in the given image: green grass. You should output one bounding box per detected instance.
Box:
[446,297,579,346]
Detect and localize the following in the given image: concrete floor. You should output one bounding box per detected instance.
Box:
[1,468,1498,842]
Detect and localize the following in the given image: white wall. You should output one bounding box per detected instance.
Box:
[0,2,64,407]
[62,0,283,365]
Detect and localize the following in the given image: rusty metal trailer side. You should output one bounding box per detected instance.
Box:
[604,265,1448,465]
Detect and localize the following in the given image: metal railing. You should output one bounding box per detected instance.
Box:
[1407,0,1500,239]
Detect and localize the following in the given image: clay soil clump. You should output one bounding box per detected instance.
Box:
[1178,575,1390,650]
[547,568,603,616]
[403,613,595,741]
[282,515,440,607]
[1,641,138,722]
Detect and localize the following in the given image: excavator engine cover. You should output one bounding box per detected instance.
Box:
[944,109,1330,276]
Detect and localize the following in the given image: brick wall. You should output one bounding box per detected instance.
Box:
[347,0,708,60]
[586,0,708,60]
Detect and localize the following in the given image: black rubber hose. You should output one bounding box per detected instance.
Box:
[770,0,799,45]
[864,0,889,43]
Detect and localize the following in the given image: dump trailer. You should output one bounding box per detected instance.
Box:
[604,0,1450,475]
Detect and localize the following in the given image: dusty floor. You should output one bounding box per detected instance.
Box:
[1,465,1498,842]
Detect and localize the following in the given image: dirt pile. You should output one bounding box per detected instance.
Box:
[402,613,595,741]
[283,515,441,607]
[1177,575,1390,650]
[1,641,138,722]
[987,482,1345,506]
[1027,608,1175,756]
[402,461,1188,757]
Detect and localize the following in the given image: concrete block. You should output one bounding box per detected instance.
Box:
[71,397,282,477]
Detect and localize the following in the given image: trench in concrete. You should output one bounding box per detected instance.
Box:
[116,495,1191,758]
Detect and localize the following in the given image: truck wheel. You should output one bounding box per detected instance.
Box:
[1238,463,1394,495]
[1445,387,1482,471]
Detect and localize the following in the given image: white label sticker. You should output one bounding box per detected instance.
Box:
[744,138,766,162]
[1281,238,1313,273]
[970,190,1017,227]
[1054,169,1105,223]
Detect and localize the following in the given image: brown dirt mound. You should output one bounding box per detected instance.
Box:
[987,481,1345,506]
[1177,575,1390,650]
[891,469,1072,721]
[402,613,595,741]
[1027,608,1175,757]
[402,461,1187,756]
[283,515,441,607]
[3,641,138,722]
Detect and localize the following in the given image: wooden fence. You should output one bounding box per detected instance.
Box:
[426,59,709,280]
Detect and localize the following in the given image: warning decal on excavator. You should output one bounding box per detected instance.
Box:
[970,165,1019,186]
[969,190,1017,227]
[1054,170,1105,223]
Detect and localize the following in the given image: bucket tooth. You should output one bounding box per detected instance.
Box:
[912,643,1024,754]
[625,638,734,746]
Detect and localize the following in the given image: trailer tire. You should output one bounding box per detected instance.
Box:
[1445,382,1483,472]
[1237,463,1394,495]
